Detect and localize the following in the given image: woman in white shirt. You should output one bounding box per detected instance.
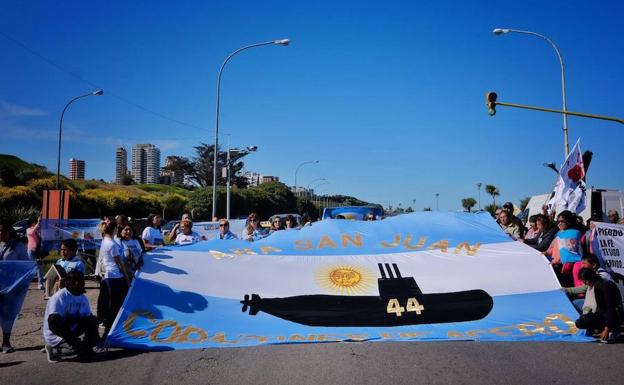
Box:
[141,214,164,250]
[97,221,130,338]
[117,223,144,280]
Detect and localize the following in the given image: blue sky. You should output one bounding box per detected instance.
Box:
[1,0,622,211]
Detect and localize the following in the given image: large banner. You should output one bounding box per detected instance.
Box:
[40,219,102,252]
[0,261,37,332]
[592,222,624,275]
[107,212,588,350]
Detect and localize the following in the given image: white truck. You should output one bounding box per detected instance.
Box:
[523,188,624,223]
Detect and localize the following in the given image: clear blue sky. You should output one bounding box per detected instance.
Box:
[1,0,622,211]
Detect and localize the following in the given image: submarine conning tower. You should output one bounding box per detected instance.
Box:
[377,263,423,299]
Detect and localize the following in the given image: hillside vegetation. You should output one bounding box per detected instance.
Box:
[1,154,373,222]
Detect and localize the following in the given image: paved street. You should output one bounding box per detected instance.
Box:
[2,284,623,385]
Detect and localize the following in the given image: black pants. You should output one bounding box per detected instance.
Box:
[97,278,128,336]
[575,312,605,332]
[48,314,99,352]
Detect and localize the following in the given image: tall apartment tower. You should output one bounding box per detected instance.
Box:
[115,147,128,184]
[131,144,161,184]
[68,158,85,180]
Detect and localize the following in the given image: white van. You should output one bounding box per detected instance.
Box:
[523,189,624,223]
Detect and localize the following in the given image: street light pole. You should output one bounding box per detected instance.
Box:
[226,146,257,220]
[477,182,482,210]
[211,39,290,220]
[493,28,569,156]
[435,193,440,211]
[307,178,327,199]
[294,160,319,197]
[56,90,103,189]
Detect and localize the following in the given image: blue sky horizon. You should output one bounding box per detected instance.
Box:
[1,1,622,211]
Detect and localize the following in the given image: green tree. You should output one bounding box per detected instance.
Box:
[461,197,477,212]
[423,207,432,211]
[189,143,249,188]
[519,196,531,211]
[485,185,500,207]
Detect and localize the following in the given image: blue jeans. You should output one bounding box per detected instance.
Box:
[28,250,44,286]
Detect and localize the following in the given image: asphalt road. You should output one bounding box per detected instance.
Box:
[2,285,623,385]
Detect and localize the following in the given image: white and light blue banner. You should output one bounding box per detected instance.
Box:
[41,218,102,252]
[108,212,589,350]
[0,261,37,332]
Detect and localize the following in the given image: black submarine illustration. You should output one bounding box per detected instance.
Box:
[240,263,493,327]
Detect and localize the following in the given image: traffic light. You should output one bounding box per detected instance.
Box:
[486,92,497,116]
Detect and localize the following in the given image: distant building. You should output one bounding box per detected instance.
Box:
[68,158,85,180]
[132,144,161,184]
[261,176,279,184]
[115,147,127,184]
[243,172,262,187]
[243,172,279,186]
[160,156,185,185]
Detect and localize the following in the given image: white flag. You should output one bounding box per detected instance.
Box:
[548,139,586,215]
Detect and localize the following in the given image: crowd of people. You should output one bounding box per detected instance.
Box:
[494,202,624,343]
[0,205,623,362]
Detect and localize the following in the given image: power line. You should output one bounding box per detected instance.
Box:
[0,30,208,132]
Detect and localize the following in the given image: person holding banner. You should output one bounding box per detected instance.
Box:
[174,219,203,245]
[243,213,265,241]
[546,211,584,287]
[26,217,45,290]
[574,268,623,343]
[218,220,238,240]
[141,214,164,250]
[117,224,144,279]
[523,215,557,252]
[1,220,32,353]
[97,221,130,339]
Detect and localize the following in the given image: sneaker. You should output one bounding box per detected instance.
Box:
[1,345,15,354]
[45,344,61,363]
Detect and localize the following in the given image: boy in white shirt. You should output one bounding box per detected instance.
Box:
[43,270,99,363]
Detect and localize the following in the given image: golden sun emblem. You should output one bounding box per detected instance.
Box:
[315,265,376,295]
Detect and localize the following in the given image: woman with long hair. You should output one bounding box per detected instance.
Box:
[117,223,144,280]
[97,221,130,339]
[546,210,584,287]
[141,214,164,250]
[243,213,264,241]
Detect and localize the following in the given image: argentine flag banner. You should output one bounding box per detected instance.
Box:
[107,212,589,350]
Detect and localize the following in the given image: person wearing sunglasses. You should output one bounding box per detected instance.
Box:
[545,210,584,287]
[269,217,284,234]
[218,220,238,240]
[243,213,265,241]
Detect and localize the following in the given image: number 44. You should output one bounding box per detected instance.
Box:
[386,298,424,317]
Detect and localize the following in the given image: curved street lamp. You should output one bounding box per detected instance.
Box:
[493,28,569,156]
[294,160,319,197]
[56,89,104,188]
[226,145,257,220]
[211,39,290,219]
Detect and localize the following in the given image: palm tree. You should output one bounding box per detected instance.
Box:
[461,197,477,212]
[485,185,500,207]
